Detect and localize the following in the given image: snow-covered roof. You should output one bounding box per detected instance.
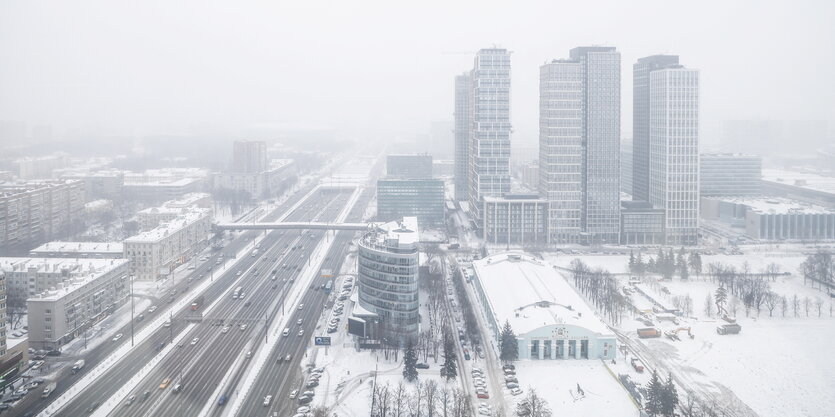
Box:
[30,241,123,255]
[124,209,209,243]
[762,168,835,195]
[704,196,832,215]
[367,216,419,247]
[472,252,613,337]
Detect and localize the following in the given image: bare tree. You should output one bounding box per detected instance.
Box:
[424,379,439,417]
[815,297,824,317]
[764,292,778,317]
[729,297,739,317]
[780,295,788,318]
[792,294,800,317]
[438,385,452,417]
[803,296,811,317]
[703,293,713,318]
[410,381,426,417]
[392,381,409,417]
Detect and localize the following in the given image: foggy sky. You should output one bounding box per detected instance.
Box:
[1,0,834,147]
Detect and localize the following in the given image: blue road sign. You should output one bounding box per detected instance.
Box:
[314,336,331,346]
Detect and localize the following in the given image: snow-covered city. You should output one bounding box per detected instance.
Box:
[1,2,834,417]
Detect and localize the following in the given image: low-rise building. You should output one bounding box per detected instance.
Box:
[136,193,212,231]
[700,153,762,197]
[60,170,125,202]
[620,200,666,245]
[124,209,212,281]
[470,252,616,360]
[27,258,129,350]
[376,178,445,226]
[213,159,296,200]
[29,241,124,259]
[701,196,835,240]
[0,180,85,254]
[482,194,549,245]
[0,257,126,300]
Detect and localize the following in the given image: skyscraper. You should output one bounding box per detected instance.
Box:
[539,47,621,244]
[467,48,512,222]
[454,73,471,201]
[647,64,700,245]
[633,55,680,201]
[231,140,267,173]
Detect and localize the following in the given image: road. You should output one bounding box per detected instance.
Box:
[102,187,354,417]
[235,185,374,417]
[8,185,318,417]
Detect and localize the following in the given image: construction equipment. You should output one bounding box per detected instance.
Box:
[664,327,694,341]
[637,328,661,338]
[716,323,742,335]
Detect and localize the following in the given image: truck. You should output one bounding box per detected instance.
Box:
[716,323,742,335]
[191,295,205,311]
[630,358,645,373]
[636,328,661,338]
[41,382,57,398]
[71,360,85,374]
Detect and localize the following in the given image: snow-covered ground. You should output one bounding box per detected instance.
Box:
[544,250,835,417]
[512,360,638,417]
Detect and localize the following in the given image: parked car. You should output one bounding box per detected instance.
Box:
[416,363,429,369]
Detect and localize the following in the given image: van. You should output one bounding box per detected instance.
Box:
[283,328,290,336]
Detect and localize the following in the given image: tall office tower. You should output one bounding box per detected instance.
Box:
[539,47,621,244]
[647,65,700,245]
[467,48,512,222]
[632,55,679,202]
[454,73,471,201]
[231,140,267,173]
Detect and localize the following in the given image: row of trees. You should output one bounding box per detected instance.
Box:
[402,330,458,383]
[629,248,703,280]
[570,259,628,325]
[800,250,835,290]
[370,380,472,417]
[644,370,679,417]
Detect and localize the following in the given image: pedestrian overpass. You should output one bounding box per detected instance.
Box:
[213,221,377,231]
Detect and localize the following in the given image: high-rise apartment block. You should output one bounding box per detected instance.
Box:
[232,140,268,173]
[467,49,512,222]
[633,55,680,201]
[647,64,700,245]
[454,73,471,201]
[0,180,85,254]
[539,47,621,244]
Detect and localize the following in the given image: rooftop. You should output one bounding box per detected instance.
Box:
[25,259,129,302]
[472,252,613,336]
[125,208,210,243]
[362,217,420,250]
[762,168,835,195]
[30,241,124,255]
[0,257,126,276]
[705,196,833,215]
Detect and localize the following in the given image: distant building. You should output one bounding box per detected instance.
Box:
[376,178,444,226]
[354,217,420,341]
[137,193,212,231]
[26,258,129,350]
[61,170,125,202]
[468,48,512,223]
[17,155,68,180]
[482,194,549,245]
[29,241,124,259]
[432,159,454,177]
[214,156,296,200]
[454,72,471,201]
[621,140,633,195]
[0,180,85,254]
[124,209,212,281]
[700,153,762,197]
[470,253,616,360]
[760,169,835,208]
[232,140,268,173]
[539,47,621,244]
[121,168,209,205]
[720,120,829,155]
[514,161,539,191]
[386,154,433,178]
[620,201,666,245]
[701,197,835,240]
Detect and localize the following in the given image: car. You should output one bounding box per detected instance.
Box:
[112,333,123,342]
[217,394,228,405]
[298,395,313,405]
[289,389,299,399]
[478,409,492,416]
[503,364,515,371]
[236,270,242,276]
[142,391,150,401]
[506,382,519,389]
[246,351,252,359]
[124,394,136,406]
[297,318,303,325]
[163,320,171,327]
[477,392,490,399]
[312,367,325,373]
[298,303,304,310]
[263,395,273,406]
[298,329,304,337]
[148,305,157,313]
[191,337,199,345]
[173,383,182,393]
[510,387,523,396]
[46,350,62,356]
[416,363,429,369]
[285,354,292,361]
[239,324,248,331]
[86,402,100,413]
[159,378,171,389]
[306,380,319,388]
[222,326,230,333]
[327,326,337,333]
[0,404,9,410]
[297,406,311,413]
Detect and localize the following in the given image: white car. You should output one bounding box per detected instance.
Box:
[289,389,298,399]
[148,306,157,313]
[239,324,248,331]
[221,326,230,333]
[191,337,199,345]
[478,408,492,416]
[298,329,304,337]
[510,387,523,396]
[297,406,311,413]
[263,395,272,406]
[112,333,123,342]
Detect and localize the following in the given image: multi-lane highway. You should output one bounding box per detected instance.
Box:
[39,186,350,416]
[237,186,375,417]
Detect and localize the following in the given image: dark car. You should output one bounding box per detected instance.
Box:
[46,350,62,356]
[416,363,430,369]
[298,396,313,405]
[306,380,319,388]
[217,394,228,406]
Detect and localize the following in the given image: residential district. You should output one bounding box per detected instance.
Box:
[0,48,833,417]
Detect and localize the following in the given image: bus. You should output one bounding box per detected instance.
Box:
[232,287,243,299]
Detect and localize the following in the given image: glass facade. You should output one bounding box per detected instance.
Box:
[376,178,444,226]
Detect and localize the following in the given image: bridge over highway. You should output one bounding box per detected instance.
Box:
[213,221,378,231]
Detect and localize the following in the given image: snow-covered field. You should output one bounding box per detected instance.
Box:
[544,250,835,417]
[512,360,638,417]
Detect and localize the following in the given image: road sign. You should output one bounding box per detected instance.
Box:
[314,337,331,346]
